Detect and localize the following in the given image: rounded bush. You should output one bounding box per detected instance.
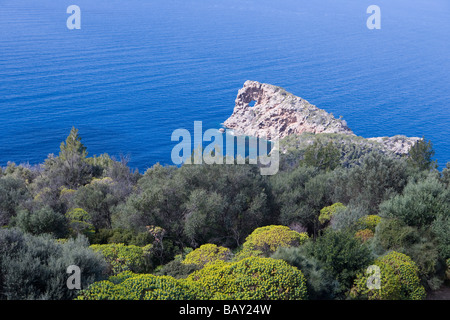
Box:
[182,244,232,268]
[188,257,308,300]
[357,215,382,232]
[350,251,426,300]
[76,272,208,300]
[236,225,309,259]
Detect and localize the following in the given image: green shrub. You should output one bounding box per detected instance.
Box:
[76,272,208,300]
[272,246,339,300]
[372,218,420,253]
[319,203,346,225]
[380,176,448,228]
[90,243,151,275]
[0,228,107,300]
[235,225,308,260]
[65,208,94,237]
[307,230,373,295]
[350,251,426,300]
[155,259,200,279]
[182,244,232,268]
[188,257,308,300]
[357,215,382,232]
[14,206,68,238]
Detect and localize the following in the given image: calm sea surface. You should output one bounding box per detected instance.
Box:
[1,0,449,171]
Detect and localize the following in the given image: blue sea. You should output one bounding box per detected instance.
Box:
[1,0,449,171]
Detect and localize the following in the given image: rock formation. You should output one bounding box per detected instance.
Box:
[223,80,420,155]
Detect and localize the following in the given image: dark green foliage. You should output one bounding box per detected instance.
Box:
[272,246,339,299]
[13,206,68,238]
[113,163,275,248]
[380,175,449,227]
[431,215,450,260]
[333,152,409,215]
[303,140,341,172]
[155,259,200,279]
[0,176,31,226]
[307,229,373,296]
[89,228,153,247]
[407,137,438,171]
[0,228,107,300]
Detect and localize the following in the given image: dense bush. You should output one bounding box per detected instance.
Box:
[350,251,426,300]
[13,206,68,238]
[380,176,449,228]
[307,229,373,296]
[272,246,339,299]
[76,272,208,300]
[187,257,308,300]
[357,215,382,232]
[0,228,107,300]
[90,243,152,275]
[235,225,308,260]
[182,244,232,268]
[318,202,346,226]
[1,129,447,300]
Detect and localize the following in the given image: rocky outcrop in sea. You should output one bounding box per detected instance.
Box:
[223,81,420,155]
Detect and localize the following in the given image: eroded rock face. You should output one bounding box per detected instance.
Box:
[223,81,420,155]
[223,80,354,140]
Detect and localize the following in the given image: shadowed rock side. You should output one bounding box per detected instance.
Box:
[223,81,420,155]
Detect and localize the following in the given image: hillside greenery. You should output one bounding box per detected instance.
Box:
[0,127,449,300]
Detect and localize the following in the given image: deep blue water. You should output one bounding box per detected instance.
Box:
[1,0,449,171]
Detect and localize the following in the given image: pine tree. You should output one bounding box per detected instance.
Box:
[407,137,438,171]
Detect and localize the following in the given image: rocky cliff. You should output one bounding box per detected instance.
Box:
[223,80,354,140]
[223,81,420,155]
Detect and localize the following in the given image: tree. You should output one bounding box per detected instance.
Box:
[407,137,438,171]
[13,206,68,238]
[307,229,373,296]
[0,176,31,226]
[303,141,341,171]
[379,175,449,228]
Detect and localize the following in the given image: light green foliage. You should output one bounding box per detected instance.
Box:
[319,202,346,225]
[188,257,308,300]
[235,225,309,260]
[357,215,382,232]
[350,251,426,300]
[76,271,208,300]
[65,208,94,237]
[182,244,232,268]
[90,243,150,275]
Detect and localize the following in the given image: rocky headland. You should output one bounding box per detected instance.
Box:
[223,80,420,156]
